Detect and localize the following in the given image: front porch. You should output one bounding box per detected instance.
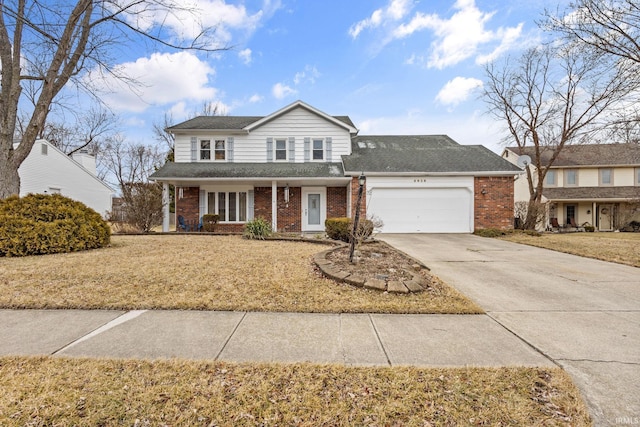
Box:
[548,200,639,232]
[163,177,360,233]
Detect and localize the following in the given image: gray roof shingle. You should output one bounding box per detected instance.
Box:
[506,143,640,167]
[543,186,640,200]
[343,135,522,174]
[150,162,346,179]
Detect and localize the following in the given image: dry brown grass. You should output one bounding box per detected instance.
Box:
[0,235,481,313]
[501,232,640,268]
[0,357,592,426]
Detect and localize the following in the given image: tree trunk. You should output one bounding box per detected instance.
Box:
[0,160,20,199]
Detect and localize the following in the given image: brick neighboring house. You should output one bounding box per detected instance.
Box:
[150,101,521,233]
[503,144,640,231]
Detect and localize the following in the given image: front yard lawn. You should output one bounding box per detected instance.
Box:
[500,232,640,268]
[0,235,481,314]
[0,357,591,426]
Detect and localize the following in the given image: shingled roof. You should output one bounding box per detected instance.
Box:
[543,186,640,200]
[167,115,356,131]
[150,162,346,179]
[506,143,640,167]
[343,135,522,174]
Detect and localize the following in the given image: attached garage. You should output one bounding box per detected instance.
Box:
[369,187,473,233]
[366,177,474,233]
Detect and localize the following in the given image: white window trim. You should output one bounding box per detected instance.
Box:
[564,169,578,187]
[311,138,324,161]
[599,168,613,186]
[199,139,212,161]
[206,189,249,223]
[545,170,557,187]
[274,138,288,162]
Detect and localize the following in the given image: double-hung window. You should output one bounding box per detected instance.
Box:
[200,140,211,160]
[214,139,226,160]
[312,139,324,160]
[564,169,578,186]
[275,139,287,161]
[635,168,640,186]
[600,168,613,186]
[545,170,557,186]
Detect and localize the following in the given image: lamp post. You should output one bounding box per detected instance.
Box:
[349,173,366,263]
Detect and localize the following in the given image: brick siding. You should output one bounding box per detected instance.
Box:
[349,177,367,219]
[175,187,200,229]
[474,176,514,230]
[327,186,348,218]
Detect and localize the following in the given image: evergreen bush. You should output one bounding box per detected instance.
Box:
[325,217,374,243]
[0,194,111,257]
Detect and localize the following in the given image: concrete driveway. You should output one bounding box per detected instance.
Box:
[381,233,640,427]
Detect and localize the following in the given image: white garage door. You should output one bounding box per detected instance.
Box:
[368,188,472,233]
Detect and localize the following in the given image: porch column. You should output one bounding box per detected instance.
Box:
[592,201,597,228]
[271,180,277,231]
[162,183,170,232]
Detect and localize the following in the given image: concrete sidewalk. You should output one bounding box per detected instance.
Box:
[0,309,553,367]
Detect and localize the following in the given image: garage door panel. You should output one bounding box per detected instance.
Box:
[369,188,472,233]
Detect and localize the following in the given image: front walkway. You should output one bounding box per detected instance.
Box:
[381,233,640,427]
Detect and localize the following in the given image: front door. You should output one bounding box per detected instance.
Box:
[599,204,613,231]
[302,187,326,231]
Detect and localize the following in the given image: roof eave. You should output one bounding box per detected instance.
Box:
[244,100,358,133]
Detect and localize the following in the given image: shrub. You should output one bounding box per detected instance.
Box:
[325,217,375,243]
[0,194,111,257]
[202,214,219,232]
[243,217,272,240]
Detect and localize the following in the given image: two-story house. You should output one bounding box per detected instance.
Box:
[503,144,640,231]
[151,101,522,233]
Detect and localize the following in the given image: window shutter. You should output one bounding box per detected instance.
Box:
[304,137,310,161]
[199,190,206,220]
[325,137,332,162]
[248,190,254,221]
[288,137,295,163]
[190,137,197,161]
[227,137,234,162]
[266,137,273,162]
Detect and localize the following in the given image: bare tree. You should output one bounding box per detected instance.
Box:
[101,135,165,232]
[0,1,226,199]
[483,44,638,229]
[544,0,640,142]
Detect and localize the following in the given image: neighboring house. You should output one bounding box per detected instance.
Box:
[150,101,521,233]
[18,139,114,217]
[503,144,640,231]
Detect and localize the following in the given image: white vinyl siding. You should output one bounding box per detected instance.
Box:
[171,107,352,163]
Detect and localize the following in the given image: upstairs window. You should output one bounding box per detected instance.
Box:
[545,170,557,186]
[636,168,640,185]
[214,139,225,160]
[200,140,211,160]
[564,169,578,186]
[600,168,613,186]
[275,139,287,161]
[312,139,324,160]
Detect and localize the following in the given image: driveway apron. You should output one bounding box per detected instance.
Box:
[381,233,640,427]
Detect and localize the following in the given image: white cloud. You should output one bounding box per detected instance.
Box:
[86,51,217,113]
[248,94,263,103]
[272,82,297,99]
[121,0,281,48]
[435,77,483,107]
[349,0,413,38]
[238,48,252,65]
[293,65,321,85]
[357,0,523,68]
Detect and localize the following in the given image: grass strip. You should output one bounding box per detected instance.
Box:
[500,232,640,268]
[0,356,591,426]
[0,235,481,314]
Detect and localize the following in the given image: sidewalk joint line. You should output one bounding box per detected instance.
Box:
[557,358,640,367]
[215,311,247,361]
[368,314,392,367]
[52,310,147,355]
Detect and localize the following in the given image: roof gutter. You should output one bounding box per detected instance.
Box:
[342,170,523,177]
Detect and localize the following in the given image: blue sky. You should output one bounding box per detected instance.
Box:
[88,0,566,153]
